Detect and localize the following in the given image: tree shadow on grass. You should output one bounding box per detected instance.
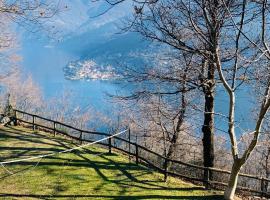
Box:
[0,127,66,148]
[2,126,73,147]
[0,194,224,200]
[0,126,223,200]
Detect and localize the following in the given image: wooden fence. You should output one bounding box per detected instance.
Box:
[13,109,270,198]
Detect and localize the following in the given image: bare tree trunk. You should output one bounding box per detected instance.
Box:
[202,89,215,165]
[164,91,186,170]
[224,161,242,200]
[202,62,215,179]
[166,135,178,169]
[263,148,270,191]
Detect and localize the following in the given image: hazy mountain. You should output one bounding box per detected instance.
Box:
[54,1,150,80]
[19,0,150,81]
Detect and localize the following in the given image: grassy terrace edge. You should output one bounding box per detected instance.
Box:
[12,109,269,198]
[0,125,223,200]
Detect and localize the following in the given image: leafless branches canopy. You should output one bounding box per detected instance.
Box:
[0,0,62,83]
[1,0,270,199]
[0,0,61,33]
[95,0,270,199]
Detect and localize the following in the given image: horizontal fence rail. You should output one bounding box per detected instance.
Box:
[11,109,270,198]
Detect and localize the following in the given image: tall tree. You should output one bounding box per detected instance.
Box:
[113,53,201,175]
[98,0,239,175]
[208,0,270,199]
[98,1,270,199]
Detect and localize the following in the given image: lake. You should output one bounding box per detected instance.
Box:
[20,36,256,136]
[20,37,123,114]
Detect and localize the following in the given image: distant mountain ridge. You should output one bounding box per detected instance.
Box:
[56,0,151,81]
[19,0,153,81]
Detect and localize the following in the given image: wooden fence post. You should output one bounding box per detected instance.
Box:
[135,143,139,165]
[164,157,168,182]
[14,110,17,126]
[108,137,112,154]
[53,122,56,137]
[204,168,210,189]
[128,128,131,161]
[32,115,35,130]
[80,131,83,145]
[261,177,266,197]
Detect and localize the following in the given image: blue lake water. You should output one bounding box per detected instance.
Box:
[20,37,256,136]
[20,38,123,114]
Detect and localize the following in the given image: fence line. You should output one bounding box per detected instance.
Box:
[0,129,128,164]
[12,109,270,198]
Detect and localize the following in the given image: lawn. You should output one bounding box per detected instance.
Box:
[0,126,223,200]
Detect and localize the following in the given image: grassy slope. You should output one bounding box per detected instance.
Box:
[0,126,223,200]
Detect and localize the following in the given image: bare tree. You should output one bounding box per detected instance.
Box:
[255,130,270,191]
[97,0,248,174]
[0,0,62,78]
[0,71,95,131]
[0,70,43,112]
[206,0,270,198]
[0,13,18,81]
[216,53,270,199]
[45,91,93,130]
[109,51,205,173]
[96,1,270,199]
[0,0,61,34]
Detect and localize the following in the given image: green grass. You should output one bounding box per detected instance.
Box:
[0,126,223,200]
